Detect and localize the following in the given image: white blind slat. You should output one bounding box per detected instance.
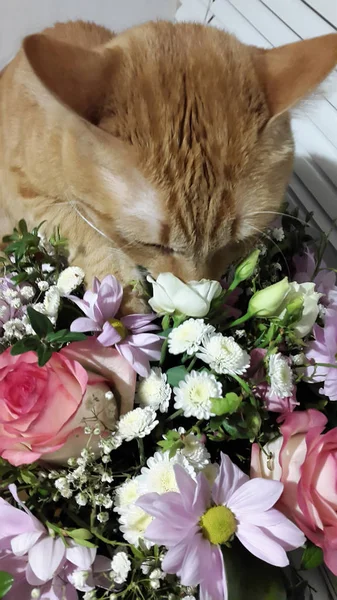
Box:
[260,0,336,37]
[305,0,337,28]
[211,0,269,47]
[175,0,208,23]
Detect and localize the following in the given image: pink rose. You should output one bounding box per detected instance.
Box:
[0,339,136,466]
[251,409,337,574]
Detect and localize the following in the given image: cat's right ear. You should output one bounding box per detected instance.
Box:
[254,33,337,118]
[23,34,116,122]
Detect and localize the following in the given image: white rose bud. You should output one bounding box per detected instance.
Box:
[147,273,222,317]
[248,277,290,317]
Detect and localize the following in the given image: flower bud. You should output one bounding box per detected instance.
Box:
[233,249,260,283]
[248,277,290,317]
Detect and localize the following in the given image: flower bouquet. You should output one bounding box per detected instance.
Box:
[0,212,337,600]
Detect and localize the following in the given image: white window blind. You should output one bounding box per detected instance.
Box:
[175,0,337,255]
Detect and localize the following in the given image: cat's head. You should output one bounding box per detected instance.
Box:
[23,22,337,281]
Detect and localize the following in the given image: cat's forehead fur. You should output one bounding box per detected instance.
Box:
[99,22,288,252]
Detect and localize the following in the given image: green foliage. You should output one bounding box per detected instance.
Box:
[223,542,287,600]
[211,393,242,416]
[301,543,324,570]
[0,572,14,599]
[166,365,188,386]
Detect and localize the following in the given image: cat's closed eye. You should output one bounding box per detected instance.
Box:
[138,242,183,255]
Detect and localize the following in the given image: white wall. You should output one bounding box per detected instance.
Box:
[0,0,177,67]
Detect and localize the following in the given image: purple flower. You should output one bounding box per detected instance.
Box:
[0,485,111,599]
[69,275,162,376]
[248,349,298,417]
[137,453,305,600]
[293,247,336,306]
[306,307,337,401]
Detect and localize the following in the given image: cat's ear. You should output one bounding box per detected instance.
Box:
[23,34,113,121]
[254,34,337,117]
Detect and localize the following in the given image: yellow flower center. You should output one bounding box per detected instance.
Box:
[200,506,236,545]
[108,318,128,340]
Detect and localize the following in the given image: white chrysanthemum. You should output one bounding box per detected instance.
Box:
[173,370,222,419]
[117,407,158,442]
[136,368,171,413]
[119,505,153,547]
[177,429,210,470]
[43,285,60,316]
[110,552,131,585]
[268,353,293,398]
[168,318,215,355]
[197,333,250,376]
[57,266,85,296]
[138,451,195,495]
[114,478,141,515]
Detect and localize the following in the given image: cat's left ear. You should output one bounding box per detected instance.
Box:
[254,33,337,118]
[23,33,116,121]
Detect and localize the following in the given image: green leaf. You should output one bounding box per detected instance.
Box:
[223,542,287,600]
[131,545,144,560]
[37,345,53,367]
[67,528,93,541]
[18,219,28,234]
[301,543,324,570]
[0,572,14,598]
[159,328,173,338]
[211,393,242,416]
[27,306,53,338]
[45,330,86,343]
[20,470,38,485]
[166,365,188,387]
[10,337,40,356]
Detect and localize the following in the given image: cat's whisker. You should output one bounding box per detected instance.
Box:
[67,199,115,245]
[248,210,322,233]
[248,224,291,277]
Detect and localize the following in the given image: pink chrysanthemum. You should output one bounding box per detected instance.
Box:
[69,275,162,376]
[137,453,305,600]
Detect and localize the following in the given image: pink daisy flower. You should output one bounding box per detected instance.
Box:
[137,453,305,600]
[69,275,162,376]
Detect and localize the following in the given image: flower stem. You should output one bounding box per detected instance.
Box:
[92,528,131,547]
[187,356,197,372]
[137,438,145,466]
[224,312,252,330]
[166,408,183,422]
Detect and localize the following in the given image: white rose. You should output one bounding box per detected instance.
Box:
[147,273,222,317]
[278,282,322,337]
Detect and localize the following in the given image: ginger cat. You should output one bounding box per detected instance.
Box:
[0,21,337,311]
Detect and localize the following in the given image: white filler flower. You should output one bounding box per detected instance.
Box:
[268,353,293,398]
[117,407,158,442]
[136,368,171,413]
[110,552,131,585]
[173,370,222,419]
[197,333,250,376]
[57,266,85,296]
[168,318,215,355]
